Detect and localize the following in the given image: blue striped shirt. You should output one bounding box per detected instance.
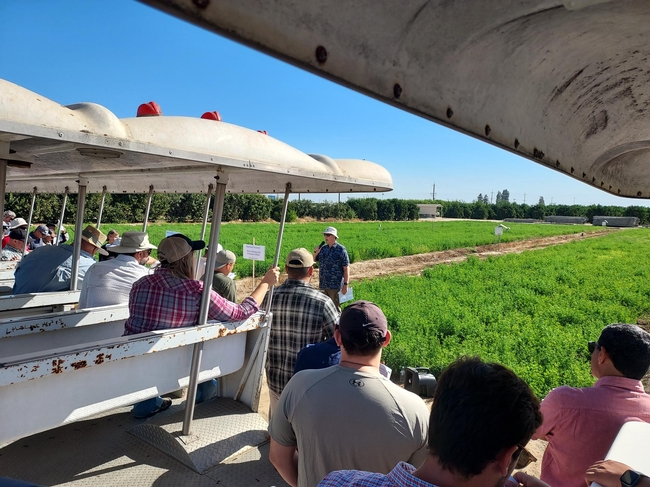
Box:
[318,462,438,487]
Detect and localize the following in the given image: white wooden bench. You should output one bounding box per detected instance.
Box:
[0,290,81,319]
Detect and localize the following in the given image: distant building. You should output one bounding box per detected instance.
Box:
[417,204,443,218]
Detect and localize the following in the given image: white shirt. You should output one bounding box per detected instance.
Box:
[78,254,149,308]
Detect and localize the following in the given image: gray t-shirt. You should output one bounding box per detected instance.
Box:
[269,365,429,487]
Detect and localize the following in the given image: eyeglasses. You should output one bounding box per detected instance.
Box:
[324,233,333,237]
[588,341,601,354]
[514,445,537,470]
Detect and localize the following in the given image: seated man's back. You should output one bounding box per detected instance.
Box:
[534,324,650,487]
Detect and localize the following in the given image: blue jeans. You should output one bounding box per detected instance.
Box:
[131,379,219,418]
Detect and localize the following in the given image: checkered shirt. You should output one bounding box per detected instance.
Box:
[1,244,22,261]
[318,462,438,487]
[124,267,259,335]
[316,242,350,289]
[263,279,339,395]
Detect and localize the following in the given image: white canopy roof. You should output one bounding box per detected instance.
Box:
[0,79,392,194]
[143,0,650,198]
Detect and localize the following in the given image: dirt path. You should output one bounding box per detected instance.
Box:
[236,230,610,301]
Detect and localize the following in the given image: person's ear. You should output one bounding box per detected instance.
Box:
[496,445,519,476]
[598,346,609,365]
[334,328,342,346]
[308,266,314,276]
[382,330,392,348]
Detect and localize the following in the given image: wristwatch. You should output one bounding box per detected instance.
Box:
[621,470,647,487]
[343,282,348,285]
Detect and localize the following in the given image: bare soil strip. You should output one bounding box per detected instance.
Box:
[236,230,611,301]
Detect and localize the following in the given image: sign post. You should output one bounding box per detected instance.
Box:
[244,241,266,291]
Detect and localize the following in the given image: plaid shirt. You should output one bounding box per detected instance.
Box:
[124,267,259,335]
[316,242,350,289]
[318,462,438,487]
[263,279,339,395]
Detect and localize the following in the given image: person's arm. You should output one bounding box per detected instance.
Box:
[341,266,349,294]
[269,439,299,487]
[249,267,279,304]
[586,461,650,487]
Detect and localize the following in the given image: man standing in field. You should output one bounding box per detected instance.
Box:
[318,357,542,487]
[533,323,650,487]
[313,226,349,311]
[269,300,429,487]
[263,248,339,419]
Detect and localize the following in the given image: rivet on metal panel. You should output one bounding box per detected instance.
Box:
[609,186,612,190]
[393,84,402,99]
[446,108,453,119]
[638,191,643,197]
[118,141,123,146]
[169,151,173,155]
[58,133,63,138]
[192,0,210,8]
[514,139,520,149]
[315,45,328,64]
[484,125,491,136]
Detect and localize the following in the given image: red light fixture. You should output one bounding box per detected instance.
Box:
[201,111,223,121]
[137,101,162,117]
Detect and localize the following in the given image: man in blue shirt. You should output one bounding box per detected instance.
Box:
[13,225,108,294]
[313,226,349,311]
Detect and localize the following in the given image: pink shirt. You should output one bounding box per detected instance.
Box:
[533,376,650,487]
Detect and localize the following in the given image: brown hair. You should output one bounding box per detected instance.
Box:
[161,251,196,280]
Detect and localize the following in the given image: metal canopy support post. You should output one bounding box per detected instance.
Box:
[22,187,37,258]
[56,188,69,246]
[70,180,88,291]
[182,177,227,436]
[96,186,107,229]
[142,185,154,231]
[0,159,6,233]
[194,183,214,279]
[264,183,291,315]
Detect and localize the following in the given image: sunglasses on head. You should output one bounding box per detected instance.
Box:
[588,341,601,354]
[514,445,537,470]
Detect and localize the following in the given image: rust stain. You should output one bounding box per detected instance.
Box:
[71,360,87,370]
[94,353,105,365]
[31,365,39,372]
[105,354,112,360]
[52,359,64,374]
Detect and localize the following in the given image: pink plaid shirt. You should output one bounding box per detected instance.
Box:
[124,268,259,335]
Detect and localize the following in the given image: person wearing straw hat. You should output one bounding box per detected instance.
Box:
[313,225,350,311]
[78,231,157,309]
[13,225,108,294]
[123,233,280,418]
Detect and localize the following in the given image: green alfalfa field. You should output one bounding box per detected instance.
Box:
[350,229,650,398]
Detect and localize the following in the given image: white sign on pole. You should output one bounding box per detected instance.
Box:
[494,226,503,236]
[243,244,266,261]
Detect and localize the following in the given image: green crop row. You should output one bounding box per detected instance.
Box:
[348,229,650,398]
[88,220,603,278]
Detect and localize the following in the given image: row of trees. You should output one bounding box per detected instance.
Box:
[3,193,420,224]
[5,191,650,225]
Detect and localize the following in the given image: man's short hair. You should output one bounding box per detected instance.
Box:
[9,229,27,241]
[337,301,388,356]
[598,324,650,380]
[428,357,542,478]
[286,266,311,279]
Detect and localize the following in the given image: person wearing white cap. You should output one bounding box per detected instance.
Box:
[78,231,157,309]
[212,249,237,302]
[13,225,108,294]
[312,226,350,311]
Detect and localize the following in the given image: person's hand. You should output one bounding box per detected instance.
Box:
[341,284,349,295]
[261,267,280,286]
[586,460,633,487]
[313,246,321,256]
[509,472,552,487]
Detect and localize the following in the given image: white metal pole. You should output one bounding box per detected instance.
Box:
[96,186,107,229]
[22,187,37,258]
[182,178,227,436]
[56,188,69,246]
[194,183,214,279]
[142,185,154,231]
[70,181,88,291]
[264,183,291,315]
[0,159,6,226]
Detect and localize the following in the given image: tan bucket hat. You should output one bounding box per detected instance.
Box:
[81,225,108,256]
[109,232,157,253]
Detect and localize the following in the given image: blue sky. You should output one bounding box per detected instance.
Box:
[1,1,647,207]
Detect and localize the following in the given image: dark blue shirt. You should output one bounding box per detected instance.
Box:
[316,242,349,289]
[294,337,341,374]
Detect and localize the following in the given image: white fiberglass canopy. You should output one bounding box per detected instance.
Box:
[0,79,392,194]
[144,0,650,199]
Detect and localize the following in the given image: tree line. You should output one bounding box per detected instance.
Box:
[5,192,649,225]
